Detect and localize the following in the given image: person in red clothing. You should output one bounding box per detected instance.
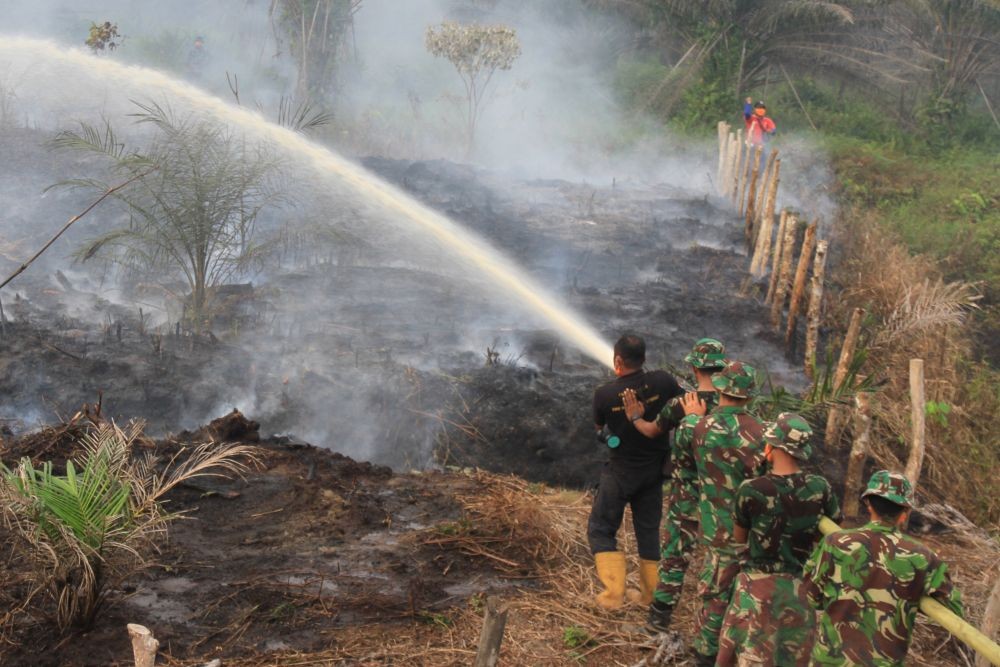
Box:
[747,101,776,147]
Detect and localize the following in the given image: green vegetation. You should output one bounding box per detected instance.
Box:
[51,102,286,329]
[562,625,591,649]
[0,422,257,631]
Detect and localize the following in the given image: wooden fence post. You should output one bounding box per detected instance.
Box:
[785,221,818,346]
[744,146,763,245]
[730,130,744,201]
[904,358,926,493]
[717,121,729,189]
[127,624,158,667]
[977,577,1000,667]
[771,214,799,329]
[824,307,865,448]
[765,210,789,304]
[804,239,829,377]
[755,150,778,230]
[760,153,780,231]
[474,596,510,667]
[843,385,872,519]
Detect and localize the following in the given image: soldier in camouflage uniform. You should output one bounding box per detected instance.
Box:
[690,361,767,666]
[625,338,728,631]
[716,413,841,667]
[803,471,963,667]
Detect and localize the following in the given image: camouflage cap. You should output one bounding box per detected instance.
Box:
[683,338,727,369]
[710,360,758,399]
[763,412,813,460]
[861,470,914,508]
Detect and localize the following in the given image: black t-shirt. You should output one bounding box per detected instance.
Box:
[592,369,683,468]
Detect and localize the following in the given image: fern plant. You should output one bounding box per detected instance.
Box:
[1,421,258,631]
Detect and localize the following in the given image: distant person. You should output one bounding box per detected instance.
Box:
[803,471,964,667]
[623,338,728,633]
[747,100,776,148]
[716,413,840,666]
[186,35,208,79]
[589,334,684,611]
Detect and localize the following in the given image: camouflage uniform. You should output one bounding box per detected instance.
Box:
[690,361,766,661]
[803,471,963,667]
[652,339,727,612]
[717,414,841,667]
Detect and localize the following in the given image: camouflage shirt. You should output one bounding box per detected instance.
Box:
[666,390,719,510]
[803,521,963,667]
[735,472,840,575]
[693,405,766,547]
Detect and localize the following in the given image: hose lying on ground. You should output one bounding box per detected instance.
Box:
[817,516,1000,666]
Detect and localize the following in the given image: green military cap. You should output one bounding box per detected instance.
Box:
[861,470,914,508]
[711,360,758,399]
[684,338,728,369]
[763,412,813,461]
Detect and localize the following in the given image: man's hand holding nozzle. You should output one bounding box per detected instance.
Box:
[680,391,707,417]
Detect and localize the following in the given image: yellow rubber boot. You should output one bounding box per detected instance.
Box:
[594,551,627,610]
[626,559,660,606]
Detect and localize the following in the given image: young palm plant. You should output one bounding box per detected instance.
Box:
[0,421,258,631]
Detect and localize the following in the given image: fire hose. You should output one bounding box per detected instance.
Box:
[818,516,1000,666]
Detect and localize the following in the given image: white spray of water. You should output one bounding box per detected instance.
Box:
[0,37,614,368]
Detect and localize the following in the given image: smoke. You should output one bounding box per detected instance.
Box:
[0,1,823,471]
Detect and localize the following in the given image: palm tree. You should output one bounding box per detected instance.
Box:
[51,102,286,328]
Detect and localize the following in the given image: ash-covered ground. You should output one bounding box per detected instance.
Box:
[0,128,805,489]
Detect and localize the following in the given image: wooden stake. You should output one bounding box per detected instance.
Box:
[127,624,158,667]
[755,150,777,231]
[743,145,763,245]
[760,153,780,231]
[717,121,729,189]
[804,239,829,377]
[729,130,743,200]
[474,596,509,667]
[765,210,789,304]
[824,307,865,448]
[904,358,926,494]
[771,214,799,329]
[785,221,819,346]
[735,137,749,209]
[977,576,1000,667]
[750,209,775,277]
[843,385,872,519]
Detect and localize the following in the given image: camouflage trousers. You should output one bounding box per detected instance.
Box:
[652,502,698,607]
[692,546,743,659]
[716,572,814,667]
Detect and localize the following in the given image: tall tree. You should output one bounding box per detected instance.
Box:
[270,0,363,103]
[425,21,521,157]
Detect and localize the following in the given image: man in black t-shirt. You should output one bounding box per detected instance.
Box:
[589,334,683,610]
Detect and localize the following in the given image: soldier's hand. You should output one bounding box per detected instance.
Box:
[680,391,707,416]
[622,388,645,421]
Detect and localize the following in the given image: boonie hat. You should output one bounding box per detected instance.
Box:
[861,470,914,508]
[711,360,758,399]
[684,338,727,369]
[763,412,813,461]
